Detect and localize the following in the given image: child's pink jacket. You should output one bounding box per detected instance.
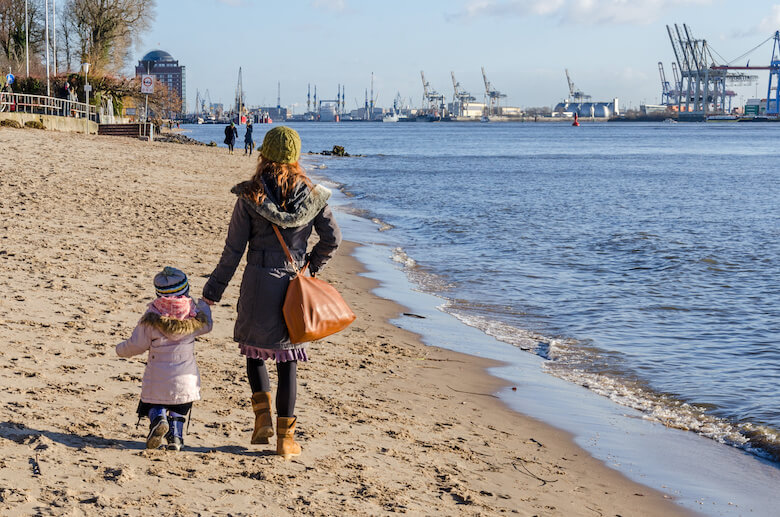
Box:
[116,300,212,405]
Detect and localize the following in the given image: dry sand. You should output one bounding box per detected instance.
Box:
[0,127,693,516]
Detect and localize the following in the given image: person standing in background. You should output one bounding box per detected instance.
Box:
[244,120,254,156]
[224,122,238,154]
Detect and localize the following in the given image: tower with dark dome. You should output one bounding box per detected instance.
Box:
[135,49,187,117]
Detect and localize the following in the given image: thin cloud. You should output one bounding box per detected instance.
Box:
[312,0,348,12]
[450,0,711,25]
[216,0,245,6]
[730,5,780,39]
[758,5,780,34]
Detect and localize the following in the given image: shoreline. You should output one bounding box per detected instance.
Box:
[1,126,692,515]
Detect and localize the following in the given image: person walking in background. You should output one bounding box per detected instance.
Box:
[244,120,254,156]
[224,122,238,154]
[116,267,213,451]
[202,126,341,459]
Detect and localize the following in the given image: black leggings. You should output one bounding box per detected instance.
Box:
[246,357,297,417]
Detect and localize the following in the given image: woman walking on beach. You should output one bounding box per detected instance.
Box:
[203,126,341,459]
[244,120,254,156]
[224,122,238,154]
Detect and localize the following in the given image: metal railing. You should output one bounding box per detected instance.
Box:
[0,92,97,121]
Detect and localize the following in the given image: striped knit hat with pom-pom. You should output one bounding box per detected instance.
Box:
[154,267,190,298]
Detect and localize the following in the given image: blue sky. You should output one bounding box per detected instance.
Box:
[137,1,780,112]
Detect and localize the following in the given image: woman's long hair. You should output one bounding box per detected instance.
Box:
[244,157,312,209]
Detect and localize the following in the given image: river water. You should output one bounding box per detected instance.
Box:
[183,121,779,466]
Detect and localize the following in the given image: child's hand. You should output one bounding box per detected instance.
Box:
[202,298,216,306]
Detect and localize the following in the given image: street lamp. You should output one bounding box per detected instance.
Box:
[82,62,91,133]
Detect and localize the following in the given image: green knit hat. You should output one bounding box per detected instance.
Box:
[260,126,301,164]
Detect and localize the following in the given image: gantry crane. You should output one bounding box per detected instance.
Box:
[451,71,476,117]
[565,69,591,103]
[659,62,672,105]
[481,67,506,116]
[420,71,445,115]
[668,23,760,116]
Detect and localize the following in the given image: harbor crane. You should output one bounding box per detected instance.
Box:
[659,62,674,105]
[709,30,779,115]
[481,67,506,116]
[451,71,476,117]
[565,69,591,103]
[671,62,682,97]
[420,71,445,114]
[194,89,213,117]
[667,23,761,117]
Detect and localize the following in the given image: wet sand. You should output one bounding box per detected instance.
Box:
[0,126,693,515]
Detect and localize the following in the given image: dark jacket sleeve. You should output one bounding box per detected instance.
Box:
[203,199,251,302]
[308,205,342,273]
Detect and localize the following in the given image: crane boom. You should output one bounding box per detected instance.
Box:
[565,69,574,97]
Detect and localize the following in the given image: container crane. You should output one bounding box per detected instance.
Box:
[670,23,762,117]
[451,71,476,117]
[481,66,506,116]
[659,62,672,105]
[711,30,780,115]
[565,69,591,103]
[420,71,445,115]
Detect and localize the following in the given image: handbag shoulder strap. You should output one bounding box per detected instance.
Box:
[271,224,308,275]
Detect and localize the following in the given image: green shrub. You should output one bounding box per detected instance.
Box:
[0,119,22,128]
[24,120,46,130]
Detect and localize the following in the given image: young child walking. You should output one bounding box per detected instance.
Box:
[116,267,213,451]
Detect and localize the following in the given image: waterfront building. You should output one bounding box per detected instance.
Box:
[135,50,187,117]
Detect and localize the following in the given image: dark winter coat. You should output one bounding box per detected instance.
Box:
[203,179,342,350]
[244,124,253,144]
[224,125,237,145]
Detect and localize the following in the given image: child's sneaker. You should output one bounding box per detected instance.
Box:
[146,407,169,449]
[165,411,187,451]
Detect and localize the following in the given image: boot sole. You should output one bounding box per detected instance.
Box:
[251,426,274,444]
[146,420,169,449]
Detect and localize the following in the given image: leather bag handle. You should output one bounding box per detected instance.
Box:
[272,224,309,276]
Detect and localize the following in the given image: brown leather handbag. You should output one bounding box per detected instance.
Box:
[272,225,356,344]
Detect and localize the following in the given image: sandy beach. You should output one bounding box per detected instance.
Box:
[0,127,692,516]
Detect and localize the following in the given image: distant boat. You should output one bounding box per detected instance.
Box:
[196,117,204,124]
[382,111,399,123]
[663,118,677,124]
[480,115,490,123]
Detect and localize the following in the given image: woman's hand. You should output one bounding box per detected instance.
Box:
[203,298,216,306]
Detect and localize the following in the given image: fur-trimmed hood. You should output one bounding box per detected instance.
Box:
[140,310,210,336]
[231,180,331,228]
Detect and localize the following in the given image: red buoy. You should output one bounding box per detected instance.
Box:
[572,113,580,127]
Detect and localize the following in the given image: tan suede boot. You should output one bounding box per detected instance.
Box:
[276,416,302,460]
[251,392,274,444]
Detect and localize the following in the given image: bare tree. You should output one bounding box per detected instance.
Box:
[0,0,44,73]
[63,0,155,75]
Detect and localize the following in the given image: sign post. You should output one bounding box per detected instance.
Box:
[82,62,90,134]
[141,74,154,140]
[141,74,153,121]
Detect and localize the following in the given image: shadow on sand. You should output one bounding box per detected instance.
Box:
[0,421,275,456]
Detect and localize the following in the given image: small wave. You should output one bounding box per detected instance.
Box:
[546,363,779,462]
[391,247,417,268]
[371,218,394,232]
[441,304,780,463]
